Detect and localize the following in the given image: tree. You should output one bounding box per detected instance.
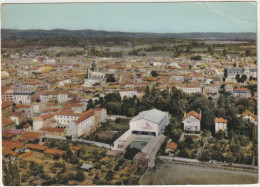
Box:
[74,170,85,182]
[245,49,251,56]
[106,76,116,83]
[53,153,60,160]
[222,49,227,56]
[151,70,158,77]
[105,170,114,181]
[190,55,201,61]
[124,147,140,160]
[199,150,211,161]
[225,152,234,163]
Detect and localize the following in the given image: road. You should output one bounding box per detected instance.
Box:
[74,138,111,149]
[44,134,111,149]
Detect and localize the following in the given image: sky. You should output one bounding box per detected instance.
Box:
[1,2,257,33]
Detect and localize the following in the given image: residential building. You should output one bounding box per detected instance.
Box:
[226,68,244,78]
[33,113,55,131]
[233,88,251,98]
[13,89,35,104]
[242,110,255,123]
[215,117,228,133]
[2,101,13,118]
[117,89,138,99]
[182,111,201,132]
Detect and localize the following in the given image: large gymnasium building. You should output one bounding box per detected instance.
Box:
[113,109,169,150]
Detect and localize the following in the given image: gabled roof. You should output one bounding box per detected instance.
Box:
[2,118,15,127]
[2,101,12,110]
[26,144,48,151]
[242,110,255,118]
[165,142,177,151]
[20,151,32,158]
[44,148,66,155]
[215,117,228,123]
[183,111,201,120]
[2,148,18,156]
[21,131,43,140]
[2,140,25,150]
[75,109,94,124]
[34,113,54,121]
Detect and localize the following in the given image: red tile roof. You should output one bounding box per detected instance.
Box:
[41,127,64,132]
[2,118,15,127]
[75,109,94,124]
[2,148,18,156]
[21,132,43,140]
[16,104,31,109]
[44,148,66,155]
[2,101,12,110]
[6,129,23,135]
[70,146,81,151]
[2,140,25,150]
[242,110,255,118]
[183,111,201,120]
[26,144,48,151]
[165,142,177,151]
[20,151,32,158]
[34,113,54,121]
[215,117,228,123]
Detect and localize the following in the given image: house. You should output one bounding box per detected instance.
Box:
[2,118,16,130]
[165,142,178,154]
[2,140,25,154]
[15,104,32,119]
[178,84,202,94]
[58,78,71,87]
[26,144,48,152]
[244,68,257,79]
[182,111,201,132]
[2,88,14,103]
[10,112,23,125]
[44,148,66,156]
[117,89,138,99]
[2,101,13,118]
[242,110,255,123]
[226,68,244,78]
[5,129,23,139]
[2,147,19,162]
[20,131,44,142]
[33,113,55,131]
[224,82,233,92]
[13,89,35,104]
[215,118,228,133]
[233,88,251,98]
[41,127,65,136]
[63,102,85,113]
[67,109,95,138]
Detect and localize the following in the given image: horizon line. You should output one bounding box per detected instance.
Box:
[1,28,257,34]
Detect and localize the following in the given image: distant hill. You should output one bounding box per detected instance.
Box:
[1,29,256,40]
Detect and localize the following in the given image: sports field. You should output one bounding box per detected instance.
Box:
[139,162,258,185]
